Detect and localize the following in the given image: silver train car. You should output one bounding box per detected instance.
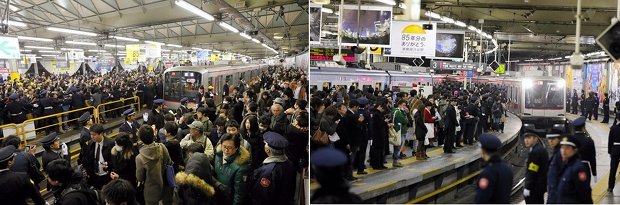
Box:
[311,67,567,130]
[163,64,268,109]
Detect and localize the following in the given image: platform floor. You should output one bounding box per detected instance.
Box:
[311,113,522,201]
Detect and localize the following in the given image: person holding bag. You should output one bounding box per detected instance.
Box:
[392,100,409,167]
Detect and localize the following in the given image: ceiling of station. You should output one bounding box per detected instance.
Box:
[316,0,619,59]
[2,0,309,58]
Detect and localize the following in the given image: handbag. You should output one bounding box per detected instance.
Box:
[388,110,402,146]
[159,144,176,188]
[311,129,329,145]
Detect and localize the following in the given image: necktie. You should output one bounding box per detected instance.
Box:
[94,143,100,168]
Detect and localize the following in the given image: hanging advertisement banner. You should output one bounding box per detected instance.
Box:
[125,44,140,64]
[389,21,437,58]
[144,43,161,58]
[310,3,322,44]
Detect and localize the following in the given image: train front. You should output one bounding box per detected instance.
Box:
[520,77,567,132]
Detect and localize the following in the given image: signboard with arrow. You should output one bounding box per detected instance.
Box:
[0,37,20,59]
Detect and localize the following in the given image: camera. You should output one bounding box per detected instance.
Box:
[423,24,433,30]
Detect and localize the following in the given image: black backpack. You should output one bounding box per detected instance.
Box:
[56,184,105,205]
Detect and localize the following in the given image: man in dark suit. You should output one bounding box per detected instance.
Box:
[119,108,140,143]
[147,99,166,137]
[0,146,46,205]
[77,112,93,166]
[80,124,115,190]
[444,97,458,153]
[223,80,230,97]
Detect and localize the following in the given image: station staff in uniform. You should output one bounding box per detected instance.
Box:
[1,93,27,124]
[39,90,59,134]
[443,97,458,153]
[0,146,46,205]
[119,108,140,143]
[573,117,597,180]
[250,131,296,205]
[40,132,69,171]
[546,130,563,204]
[147,99,166,137]
[556,135,593,203]
[475,133,513,204]
[310,147,362,204]
[603,93,610,123]
[523,132,549,204]
[77,112,92,166]
[608,116,620,192]
[177,97,191,119]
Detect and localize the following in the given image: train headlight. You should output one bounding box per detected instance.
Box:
[557,80,565,88]
[523,79,533,89]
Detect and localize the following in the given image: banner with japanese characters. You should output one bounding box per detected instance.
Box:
[389,21,436,57]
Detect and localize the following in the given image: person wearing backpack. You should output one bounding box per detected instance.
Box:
[47,159,105,205]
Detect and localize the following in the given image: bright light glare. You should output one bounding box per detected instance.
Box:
[523,79,533,89]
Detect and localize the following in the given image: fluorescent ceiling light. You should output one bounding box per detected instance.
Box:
[167,44,183,48]
[61,48,83,51]
[467,25,477,32]
[251,38,261,43]
[48,27,97,36]
[399,3,407,9]
[321,8,333,13]
[41,54,58,57]
[17,36,53,42]
[145,40,163,45]
[524,59,543,62]
[111,36,139,42]
[104,44,125,48]
[87,49,106,52]
[274,36,284,39]
[440,16,455,24]
[38,50,61,53]
[24,46,54,50]
[424,11,441,19]
[6,20,26,27]
[174,50,186,53]
[162,49,171,52]
[219,22,239,33]
[192,47,203,50]
[175,0,215,21]
[20,49,32,52]
[213,50,220,53]
[66,41,97,46]
[454,21,467,27]
[239,33,251,39]
[374,0,396,6]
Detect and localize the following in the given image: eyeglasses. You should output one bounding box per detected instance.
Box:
[222,145,236,151]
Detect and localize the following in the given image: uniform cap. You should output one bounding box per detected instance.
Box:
[545,128,564,139]
[208,85,214,90]
[154,99,164,104]
[180,97,188,103]
[122,108,135,116]
[357,97,369,105]
[9,93,18,99]
[263,131,288,150]
[40,132,59,145]
[78,112,91,123]
[572,117,586,127]
[311,147,347,167]
[480,133,502,152]
[40,90,48,96]
[0,146,16,162]
[560,135,580,148]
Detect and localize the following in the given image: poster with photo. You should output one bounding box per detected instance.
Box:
[310,3,322,44]
[340,5,392,47]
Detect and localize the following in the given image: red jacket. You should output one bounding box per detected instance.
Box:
[424,108,434,123]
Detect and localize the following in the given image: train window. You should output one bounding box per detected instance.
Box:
[524,80,563,109]
[164,71,202,101]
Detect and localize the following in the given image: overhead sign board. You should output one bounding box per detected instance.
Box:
[596,20,620,61]
[430,60,476,71]
[495,63,506,74]
[0,37,20,59]
[125,44,140,64]
[144,43,161,58]
[389,21,437,58]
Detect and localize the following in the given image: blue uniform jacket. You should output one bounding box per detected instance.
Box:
[475,155,513,204]
[556,155,593,204]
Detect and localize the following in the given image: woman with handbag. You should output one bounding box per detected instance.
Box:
[314,105,339,148]
[424,101,437,148]
[414,102,428,160]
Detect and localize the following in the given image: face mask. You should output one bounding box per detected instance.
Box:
[114,146,123,152]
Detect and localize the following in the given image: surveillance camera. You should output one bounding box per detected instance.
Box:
[570,53,584,69]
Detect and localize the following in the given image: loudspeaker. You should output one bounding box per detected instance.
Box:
[423,24,433,30]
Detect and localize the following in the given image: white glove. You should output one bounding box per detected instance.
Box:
[594,175,598,183]
[61,143,69,156]
[523,189,530,197]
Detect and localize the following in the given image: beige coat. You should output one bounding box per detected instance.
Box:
[136,143,172,204]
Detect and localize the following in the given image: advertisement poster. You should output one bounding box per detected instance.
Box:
[340,5,392,47]
[435,31,465,59]
[310,3,322,44]
[144,43,162,58]
[389,21,436,57]
[125,44,140,64]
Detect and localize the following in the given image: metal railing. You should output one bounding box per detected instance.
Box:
[19,106,96,144]
[0,123,19,140]
[94,96,141,124]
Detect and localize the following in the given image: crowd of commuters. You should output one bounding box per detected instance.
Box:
[0,65,309,205]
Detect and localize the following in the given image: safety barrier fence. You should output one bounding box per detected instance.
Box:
[0,96,140,144]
